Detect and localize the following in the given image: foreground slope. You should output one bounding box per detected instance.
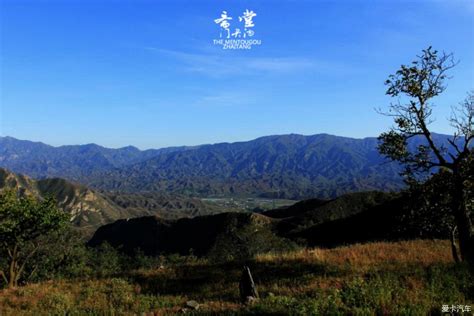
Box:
[1,240,470,315]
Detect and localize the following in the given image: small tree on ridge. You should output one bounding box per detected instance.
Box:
[377,47,473,265]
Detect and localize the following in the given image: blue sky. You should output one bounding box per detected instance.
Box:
[1,0,473,149]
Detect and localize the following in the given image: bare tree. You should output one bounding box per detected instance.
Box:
[378,47,473,265]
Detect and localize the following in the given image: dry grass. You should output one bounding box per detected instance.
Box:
[0,239,471,315]
[256,239,453,271]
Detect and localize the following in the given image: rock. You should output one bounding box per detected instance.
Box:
[186,300,200,310]
[239,266,259,304]
[245,296,258,305]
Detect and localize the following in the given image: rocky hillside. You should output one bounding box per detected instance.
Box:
[0,168,127,231]
[0,168,224,234]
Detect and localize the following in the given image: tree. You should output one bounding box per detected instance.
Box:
[397,170,460,261]
[0,189,68,288]
[377,47,473,265]
[27,228,92,282]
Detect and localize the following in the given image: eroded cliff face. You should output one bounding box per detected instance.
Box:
[0,168,125,233]
[0,168,228,235]
[0,168,37,194]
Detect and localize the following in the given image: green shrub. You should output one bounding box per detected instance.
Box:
[88,242,123,277]
[38,292,73,315]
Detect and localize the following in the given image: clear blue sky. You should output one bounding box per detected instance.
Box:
[1,0,473,149]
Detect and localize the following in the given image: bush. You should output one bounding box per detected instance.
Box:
[27,228,92,282]
[38,292,73,314]
[88,242,124,277]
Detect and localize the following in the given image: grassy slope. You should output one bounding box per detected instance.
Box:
[1,240,472,315]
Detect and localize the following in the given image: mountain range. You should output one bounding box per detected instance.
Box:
[0,134,396,199]
[0,133,455,199]
[0,136,191,180]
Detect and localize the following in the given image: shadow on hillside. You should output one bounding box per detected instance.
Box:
[128,259,348,301]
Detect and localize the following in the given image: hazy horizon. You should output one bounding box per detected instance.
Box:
[1,129,457,151]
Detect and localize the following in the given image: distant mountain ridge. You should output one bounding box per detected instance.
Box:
[88,133,407,199]
[0,133,456,199]
[0,136,191,180]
